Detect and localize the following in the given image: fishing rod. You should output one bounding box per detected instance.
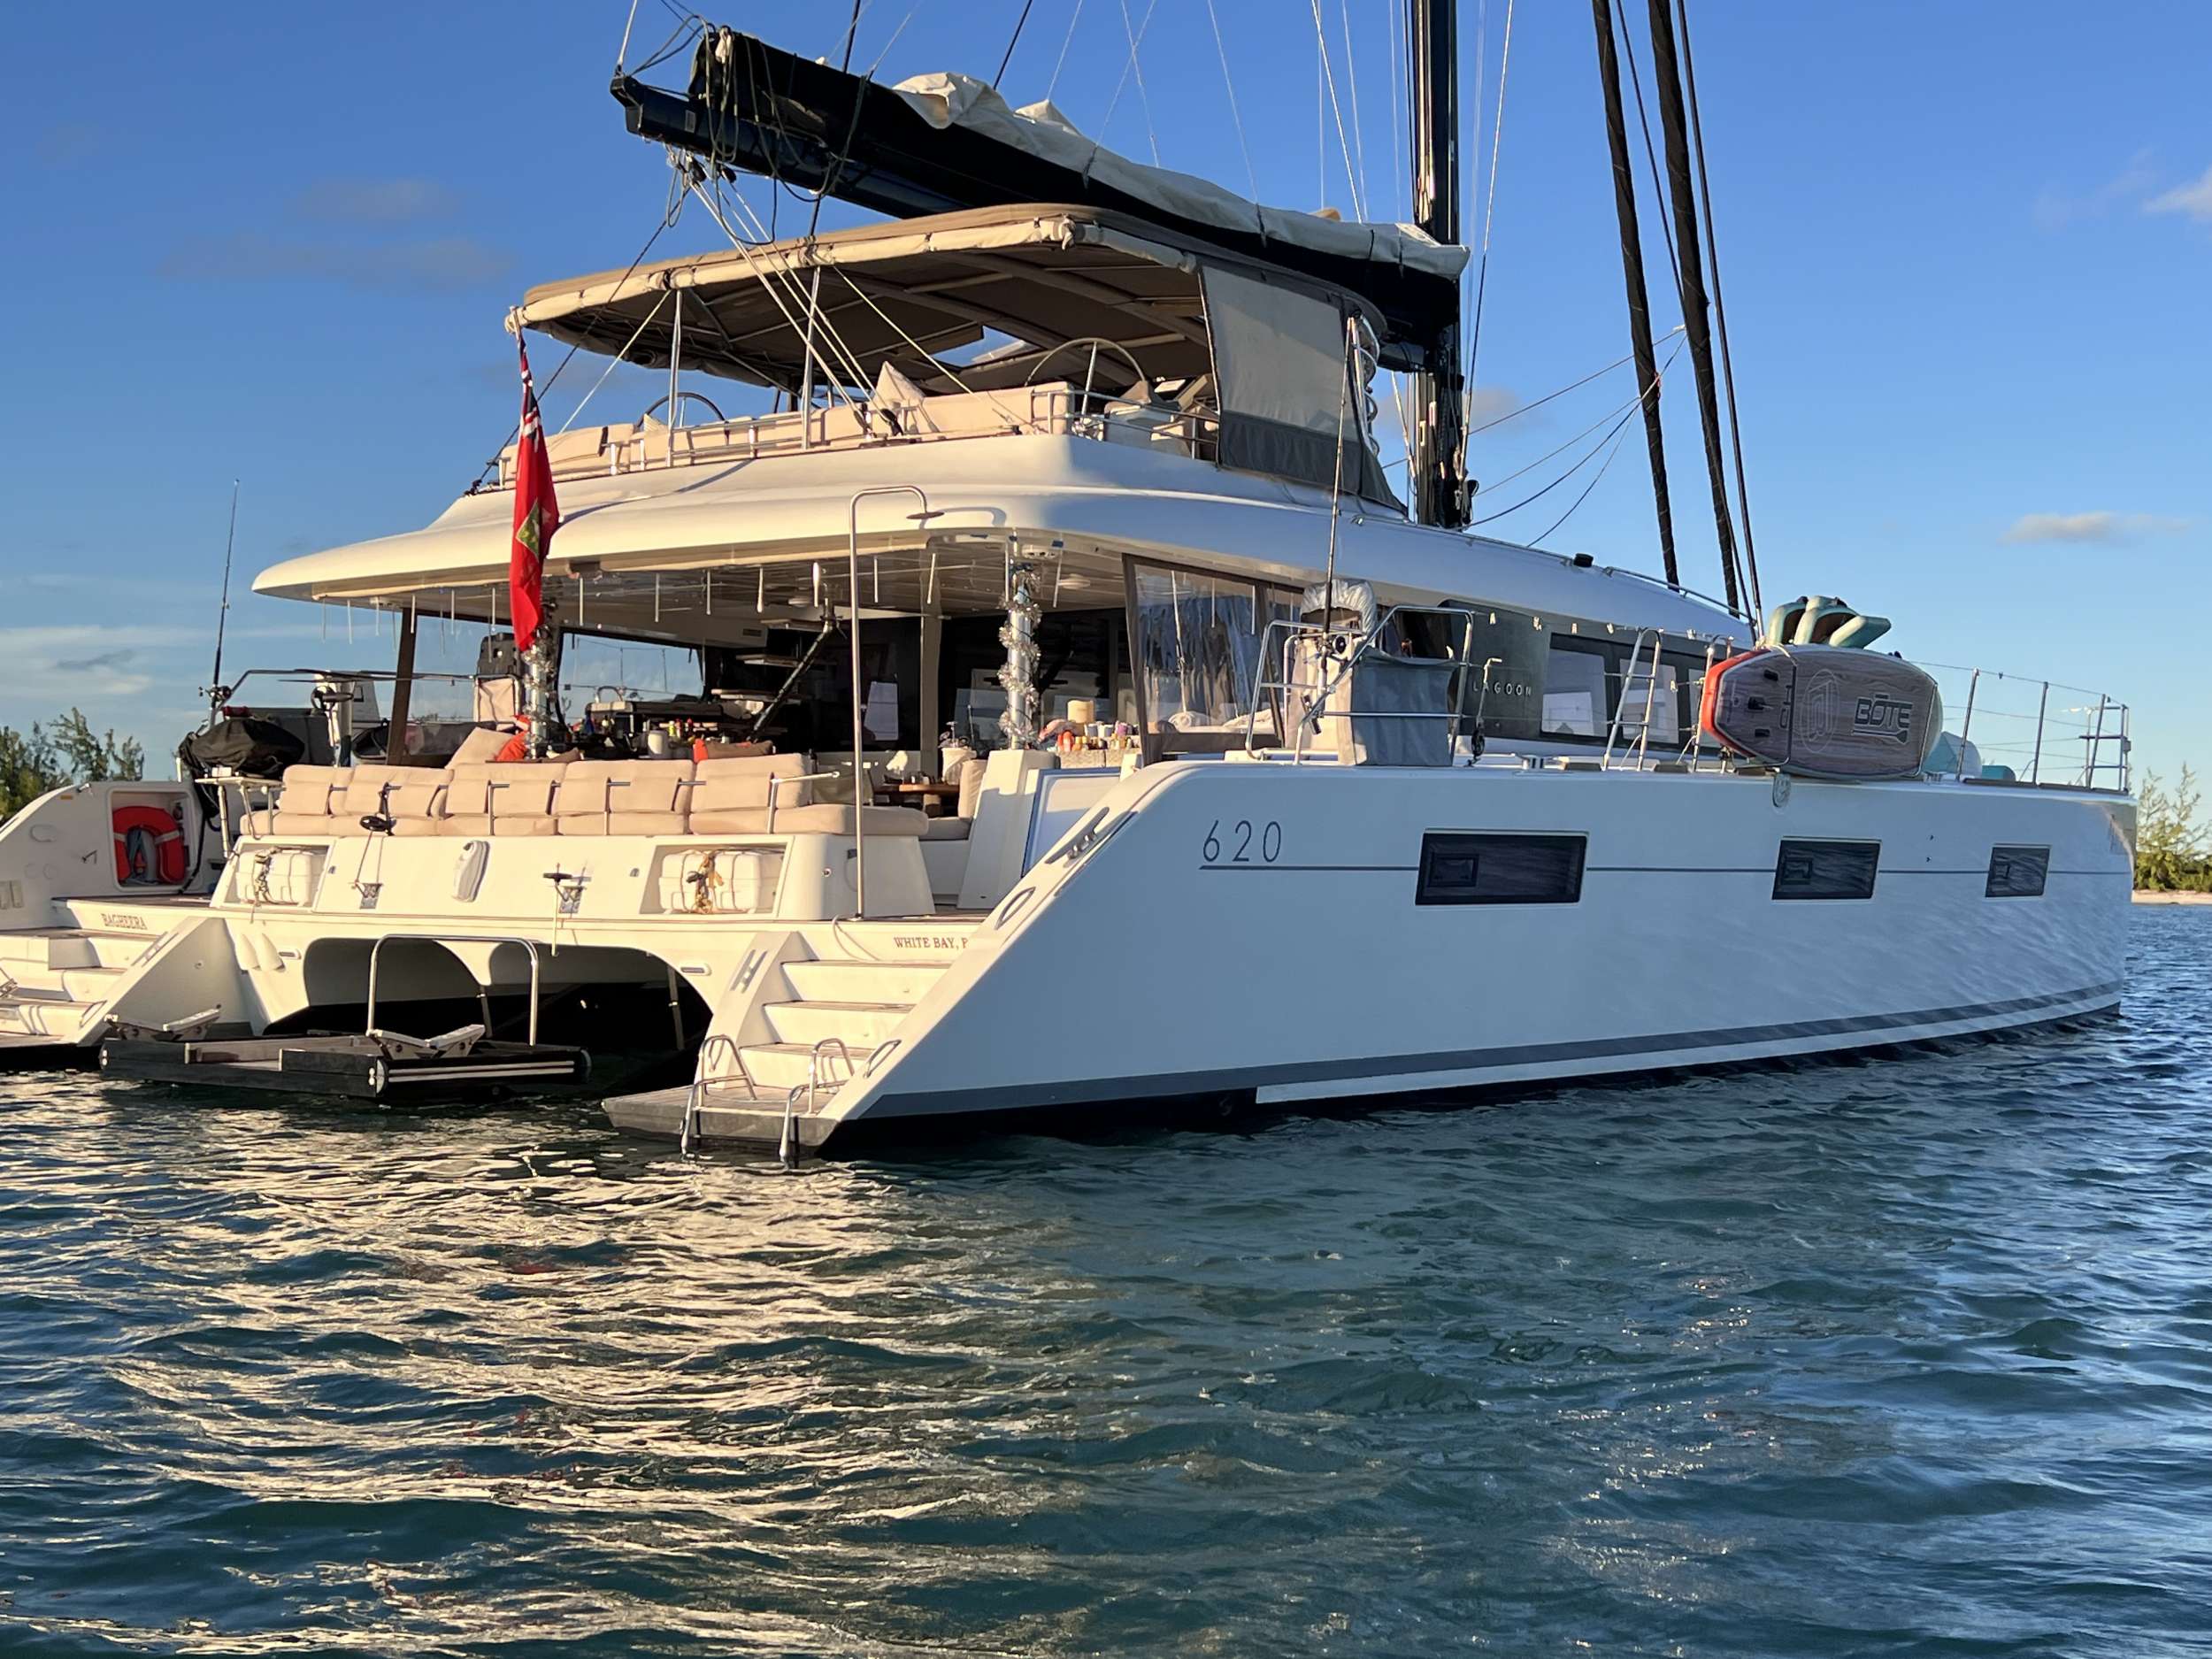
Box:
[205,480,241,717]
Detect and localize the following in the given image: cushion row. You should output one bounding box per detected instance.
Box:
[242,757,929,840]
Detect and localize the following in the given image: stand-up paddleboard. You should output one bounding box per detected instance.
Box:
[1700,644,1941,780]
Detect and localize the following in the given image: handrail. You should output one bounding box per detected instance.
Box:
[1916,660,2131,793]
[846,487,934,918]
[807,1037,855,1110]
[682,1032,758,1155]
[365,933,541,1046]
[1243,602,1511,763]
[1602,629,1667,771]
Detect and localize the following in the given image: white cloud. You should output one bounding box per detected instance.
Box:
[2033,150,2157,231]
[157,233,511,293]
[2001,511,2193,545]
[2146,164,2212,224]
[291,176,460,225]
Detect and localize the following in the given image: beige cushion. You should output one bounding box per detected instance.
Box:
[555,760,694,834]
[439,764,561,834]
[270,765,346,819]
[336,764,419,820]
[266,811,338,837]
[449,726,511,766]
[689,803,927,838]
[955,757,986,819]
[919,816,971,841]
[691,754,814,817]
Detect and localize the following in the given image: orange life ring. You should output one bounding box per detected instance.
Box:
[112,804,187,886]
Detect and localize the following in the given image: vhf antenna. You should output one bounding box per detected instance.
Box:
[206,480,241,717]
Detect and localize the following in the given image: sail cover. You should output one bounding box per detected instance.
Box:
[615,28,1466,373]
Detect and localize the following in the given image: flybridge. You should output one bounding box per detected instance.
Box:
[609,27,1466,380]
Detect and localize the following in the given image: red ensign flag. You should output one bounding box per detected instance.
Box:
[509,340,560,651]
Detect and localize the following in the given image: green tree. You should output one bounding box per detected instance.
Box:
[50,708,145,785]
[0,722,67,819]
[0,709,146,822]
[2136,765,2211,891]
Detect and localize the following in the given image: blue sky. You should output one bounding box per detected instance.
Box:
[3,0,2205,787]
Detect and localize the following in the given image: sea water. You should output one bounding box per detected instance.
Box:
[1,909,2207,1656]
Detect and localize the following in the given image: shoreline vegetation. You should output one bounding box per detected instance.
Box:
[0,710,145,820]
[2133,766,2211,895]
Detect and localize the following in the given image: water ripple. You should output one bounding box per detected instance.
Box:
[0,910,2206,1655]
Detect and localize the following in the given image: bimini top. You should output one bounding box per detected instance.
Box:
[518,204,1405,505]
[516,204,1237,395]
[518,203,1385,394]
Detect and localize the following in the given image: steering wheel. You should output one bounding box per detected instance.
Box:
[638,391,727,428]
[1023,336,1148,399]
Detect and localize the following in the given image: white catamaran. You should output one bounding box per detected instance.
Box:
[0,8,2134,1155]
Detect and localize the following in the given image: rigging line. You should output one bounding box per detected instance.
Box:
[995,0,1036,84]
[1202,0,1258,200]
[1114,0,1163,165]
[864,0,925,76]
[1614,4,1685,313]
[554,290,672,434]
[1308,0,1364,219]
[1463,0,1514,424]
[1643,0,1742,617]
[471,210,678,488]
[1338,0,1371,229]
[1386,0,1406,224]
[1471,402,1638,526]
[687,183,873,407]
[1474,337,1683,510]
[802,0,868,242]
[1531,415,1633,546]
[700,125,892,399]
[1476,385,1643,495]
[1457,0,1485,448]
[1469,331,1676,437]
[1096,0,1159,154]
[1675,0,1761,616]
[1046,0,1087,100]
[826,265,979,395]
[628,8,701,78]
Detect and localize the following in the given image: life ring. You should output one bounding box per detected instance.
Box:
[112,805,187,886]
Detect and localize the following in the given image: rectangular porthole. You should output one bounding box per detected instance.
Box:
[1986,845,2050,898]
[1772,838,1879,901]
[1417,833,1586,905]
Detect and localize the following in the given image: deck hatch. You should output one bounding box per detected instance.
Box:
[1416,833,1586,906]
[1772,839,1879,901]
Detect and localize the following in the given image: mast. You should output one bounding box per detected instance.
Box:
[1590,0,1678,589]
[1408,0,1468,529]
[1644,0,1741,614]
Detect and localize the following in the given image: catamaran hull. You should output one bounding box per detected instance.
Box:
[718,762,2133,1150]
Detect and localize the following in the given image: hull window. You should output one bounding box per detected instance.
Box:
[1417,833,1586,906]
[1773,839,1879,901]
[1986,845,2051,899]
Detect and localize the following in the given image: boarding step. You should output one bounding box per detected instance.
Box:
[761,999,910,1048]
[733,1041,865,1094]
[0,996,97,1041]
[600,1083,838,1148]
[0,928,152,972]
[782,957,947,1005]
[0,964,128,1002]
